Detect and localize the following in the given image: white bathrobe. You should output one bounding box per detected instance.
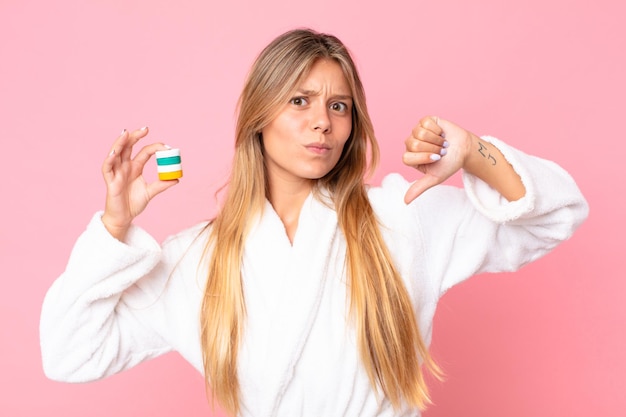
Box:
[40,137,589,416]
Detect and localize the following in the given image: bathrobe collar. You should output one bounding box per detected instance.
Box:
[239,191,341,416]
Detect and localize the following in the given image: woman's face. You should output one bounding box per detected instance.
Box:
[261,59,353,187]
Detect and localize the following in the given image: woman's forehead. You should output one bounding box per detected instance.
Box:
[293,59,353,96]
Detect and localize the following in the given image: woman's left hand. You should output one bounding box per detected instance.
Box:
[402,116,475,204]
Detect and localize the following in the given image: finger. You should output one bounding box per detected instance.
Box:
[419,116,444,136]
[146,178,179,200]
[128,126,150,147]
[102,148,117,184]
[405,135,447,155]
[120,126,149,161]
[103,129,132,183]
[403,151,442,168]
[404,174,440,204]
[109,129,132,158]
[410,124,447,149]
[411,123,440,139]
[132,142,170,168]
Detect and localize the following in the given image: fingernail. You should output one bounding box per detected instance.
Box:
[441,132,446,139]
[443,141,450,148]
[141,126,148,131]
[440,148,448,156]
[120,129,126,136]
[430,154,441,161]
[109,149,116,156]
[164,144,172,149]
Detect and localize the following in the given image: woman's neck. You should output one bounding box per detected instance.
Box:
[267,177,315,244]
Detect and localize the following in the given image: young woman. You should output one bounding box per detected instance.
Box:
[40,29,588,417]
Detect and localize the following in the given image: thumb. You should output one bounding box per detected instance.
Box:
[404,174,439,204]
[147,179,179,200]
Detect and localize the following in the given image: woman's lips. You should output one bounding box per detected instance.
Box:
[305,142,330,154]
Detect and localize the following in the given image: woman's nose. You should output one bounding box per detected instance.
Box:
[311,106,331,133]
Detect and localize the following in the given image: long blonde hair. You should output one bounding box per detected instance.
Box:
[201,28,440,416]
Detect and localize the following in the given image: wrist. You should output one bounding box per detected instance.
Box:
[461,133,483,176]
[462,135,526,201]
[101,212,131,241]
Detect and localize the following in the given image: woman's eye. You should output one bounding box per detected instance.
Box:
[290,97,308,106]
[330,102,348,112]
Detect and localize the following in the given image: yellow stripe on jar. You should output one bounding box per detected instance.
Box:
[158,170,183,180]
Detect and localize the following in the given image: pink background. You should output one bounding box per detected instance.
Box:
[1,0,623,415]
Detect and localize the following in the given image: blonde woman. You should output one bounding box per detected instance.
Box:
[40,29,588,417]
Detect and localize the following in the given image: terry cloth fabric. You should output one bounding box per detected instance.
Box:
[40,136,589,417]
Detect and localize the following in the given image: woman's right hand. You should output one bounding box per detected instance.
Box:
[101,127,179,241]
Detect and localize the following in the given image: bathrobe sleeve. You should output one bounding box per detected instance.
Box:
[40,212,208,382]
[370,136,589,297]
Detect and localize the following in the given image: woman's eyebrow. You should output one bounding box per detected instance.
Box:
[296,88,321,96]
[296,89,353,100]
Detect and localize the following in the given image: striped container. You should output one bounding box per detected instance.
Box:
[155,148,183,180]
